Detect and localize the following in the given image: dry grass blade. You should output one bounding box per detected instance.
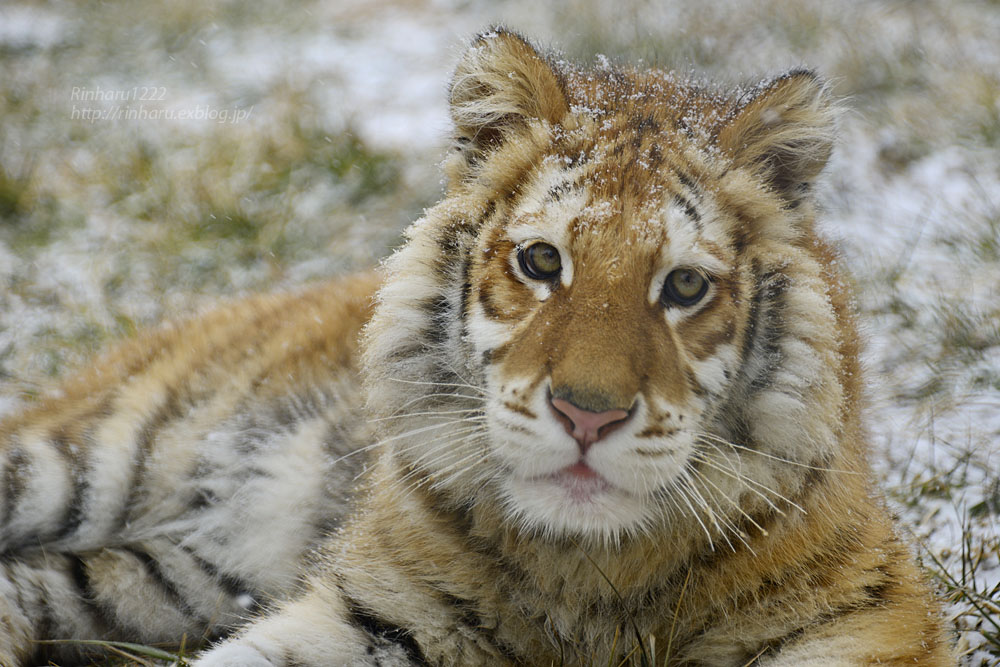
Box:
[569,538,651,667]
[664,566,692,665]
[33,639,188,665]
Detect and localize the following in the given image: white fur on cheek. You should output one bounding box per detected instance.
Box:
[687,343,739,396]
[465,300,515,360]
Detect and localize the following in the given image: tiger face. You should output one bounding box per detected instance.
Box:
[465,148,751,537]
[364,28,840,544]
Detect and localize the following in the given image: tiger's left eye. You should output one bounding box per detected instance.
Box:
[662,269,709,307]
[518,242,562,280]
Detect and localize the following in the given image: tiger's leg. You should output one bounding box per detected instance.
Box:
[0,538,261,666]
[0,388,366,664]
[756,581,953,666]
[193,584,420,667]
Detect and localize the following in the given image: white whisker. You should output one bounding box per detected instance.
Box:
[671,473,715,546]
[369,408,485,423]
[385,376,489,396]
[694,446,805,515]
[695,432,857,475]
[383,390,484,417]
[688,457,765,544]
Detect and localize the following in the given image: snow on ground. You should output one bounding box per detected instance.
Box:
[827,129,1000,662]
[1,0,998,663]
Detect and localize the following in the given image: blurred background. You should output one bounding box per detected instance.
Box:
[0,0,997,663]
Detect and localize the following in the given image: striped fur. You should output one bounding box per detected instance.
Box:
[0,275,377,665]
[3,28,952,667]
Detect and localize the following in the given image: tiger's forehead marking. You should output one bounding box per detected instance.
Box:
[508,157,589,237]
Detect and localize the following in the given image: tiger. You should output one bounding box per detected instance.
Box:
[0,28,952,667]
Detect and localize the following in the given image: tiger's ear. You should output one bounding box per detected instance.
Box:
[448,28,569,177]
[716,70,835,206]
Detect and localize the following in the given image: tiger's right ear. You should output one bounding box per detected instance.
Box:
[447,28,569,179]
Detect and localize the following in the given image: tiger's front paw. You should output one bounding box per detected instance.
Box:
[193,642,277,667]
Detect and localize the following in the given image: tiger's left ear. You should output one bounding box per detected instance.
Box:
[716,70,835,206]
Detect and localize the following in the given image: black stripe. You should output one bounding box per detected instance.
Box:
[676,115,696,139]
[860,564,893,607]
[122,545,203,623]
[385,342,427,363]
[51,431,91,542]
[636,114,660,135]
[740,269,765,364]
[422,295,451,347]
[860,581,892,608]
[270,400,300,431]
[675,170,700,197]
[437,591,481,629]
[436,591,520,661]
[2,441,29,548]
[562,150,586,169]
[477,283,504,320]
[647,143,664,169]
[69,554,118,630]
[50,394,118,543]
[684,367,708,397]
[741,268,789,391]
[459,256,472,318]
[114,388,182,531]
[545,181,574,202]
[479,199,496,225]
[673,193,702,227]
[343,595,428,666]
[753,579,896,665]
[1,559,42,665]
[181,545,264,614]
[282,649,309,667]
[2,559,27,619]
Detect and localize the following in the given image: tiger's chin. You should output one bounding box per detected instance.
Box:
[501,464,654,541]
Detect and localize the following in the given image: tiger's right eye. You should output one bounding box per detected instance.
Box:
[518,242,562,280]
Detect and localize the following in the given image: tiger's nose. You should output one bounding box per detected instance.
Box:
[550,397,631,453]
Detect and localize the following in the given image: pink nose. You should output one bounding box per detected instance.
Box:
[550,397,630,453]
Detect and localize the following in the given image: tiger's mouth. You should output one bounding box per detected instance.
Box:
[561,460,602,480]
[546,461,614,502]
[506,461,653,538]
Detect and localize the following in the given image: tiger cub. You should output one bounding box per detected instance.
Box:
[2,28,952,667]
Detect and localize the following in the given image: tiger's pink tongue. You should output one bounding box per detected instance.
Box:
[565,461,600,479]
